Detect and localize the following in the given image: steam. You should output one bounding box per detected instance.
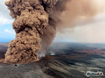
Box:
[4,0,104,64]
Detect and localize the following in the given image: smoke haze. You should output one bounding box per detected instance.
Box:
[54,0,105,43]
[4,0,105,64]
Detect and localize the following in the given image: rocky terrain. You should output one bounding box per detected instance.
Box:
[0,42,105,78]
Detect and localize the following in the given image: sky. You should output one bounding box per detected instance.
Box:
[0,0,15,42]
[0,0,105,43]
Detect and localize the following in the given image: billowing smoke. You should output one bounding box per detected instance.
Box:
[54,0,103,31]
[4,0,103,64]
[4,0,63,64]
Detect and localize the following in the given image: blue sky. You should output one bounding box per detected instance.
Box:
[0,0,105,43]
[0,0,15,42]
[0,24,15,42]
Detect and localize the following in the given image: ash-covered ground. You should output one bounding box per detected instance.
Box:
[0,42,105,78]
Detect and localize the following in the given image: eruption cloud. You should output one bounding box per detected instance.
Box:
[4,0,103,64]
[4,0,59,64]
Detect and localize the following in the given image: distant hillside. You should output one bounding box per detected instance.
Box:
[0,42,105,78]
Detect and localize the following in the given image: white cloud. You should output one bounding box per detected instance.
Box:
[0,16,13,25]
[0,0,13,25]
[4,29,15,34]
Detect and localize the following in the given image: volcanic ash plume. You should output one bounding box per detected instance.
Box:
[4,0,102,64]
[4,0,59,64]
